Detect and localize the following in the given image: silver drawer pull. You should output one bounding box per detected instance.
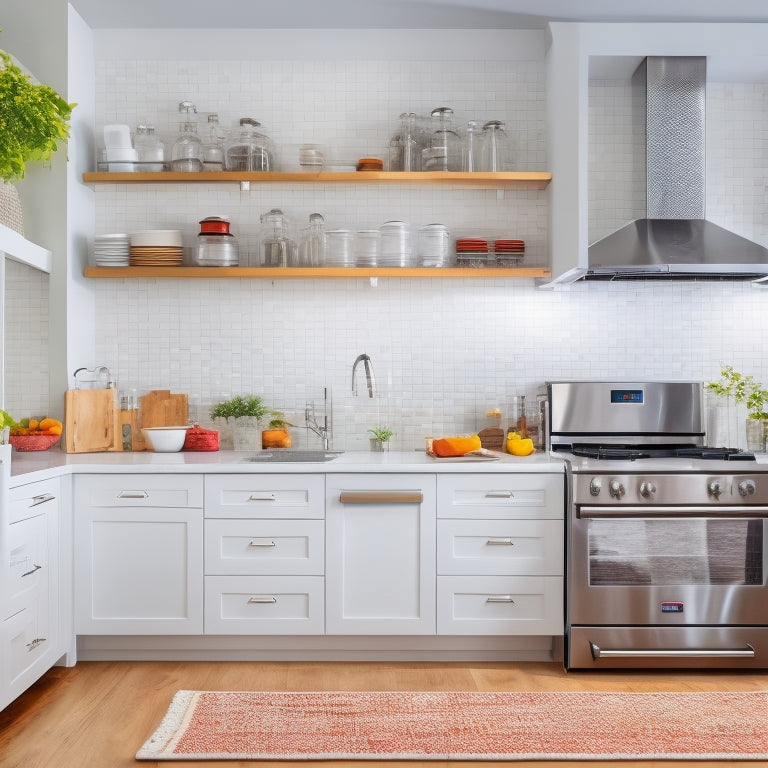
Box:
[248,493,277,502]
[486,595,515,603]
[590,641,756,659]
[486,538,514,546]
[31,493,56,506]
[339,490,423,504]
[248,539,276,547]
[21,563,43,578]
[26,637,46,651]
[485,491,513,498]
[117,490,149,499]
[248,596,277,604]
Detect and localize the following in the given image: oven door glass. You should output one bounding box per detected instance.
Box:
[588,518,763,586]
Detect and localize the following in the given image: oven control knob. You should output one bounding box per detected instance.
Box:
[608,479,625,499]
[738,479,757,497]
[639,481,656,499]
[708,480,723,499]
[589,478,602,496]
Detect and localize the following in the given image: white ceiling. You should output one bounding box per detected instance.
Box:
[69,0,768,30]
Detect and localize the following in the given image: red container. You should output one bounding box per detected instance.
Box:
[199,217,231,235]
[183,424,220,451]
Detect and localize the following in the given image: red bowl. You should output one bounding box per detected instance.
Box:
[9,434,62,451]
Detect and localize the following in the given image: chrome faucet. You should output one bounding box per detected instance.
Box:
[305,387,332,450]
[351,353,376,398]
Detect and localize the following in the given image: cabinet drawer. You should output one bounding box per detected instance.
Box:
[1,591,54,701]
[9,478,59,524]
[204,575,324,634]
[437,519,563,576]
[437,575,563,635]
[437,473,564,520]
[205,475,324,519]
[76,474,203,508]
[205,519,324,575]
[7,513,47,611]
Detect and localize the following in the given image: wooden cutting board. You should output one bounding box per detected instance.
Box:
[140,390,189,428]
[64,389,120,453]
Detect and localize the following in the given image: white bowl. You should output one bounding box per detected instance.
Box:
[130,230,184,248]
[142,426,190,452]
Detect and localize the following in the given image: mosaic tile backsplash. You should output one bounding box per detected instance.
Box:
[81,48,768,450]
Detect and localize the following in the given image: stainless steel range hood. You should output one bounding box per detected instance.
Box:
[586,56,768,281]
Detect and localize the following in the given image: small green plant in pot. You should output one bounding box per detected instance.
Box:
[210,395,272,451]
[368,425,394,452]
[705,366,768,452]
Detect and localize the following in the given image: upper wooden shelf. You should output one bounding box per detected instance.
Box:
[84,266,551,279]
[82,170,552,190]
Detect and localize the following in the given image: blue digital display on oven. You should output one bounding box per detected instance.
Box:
[610,389,643,404]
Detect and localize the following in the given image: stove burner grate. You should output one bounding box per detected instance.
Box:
[568,445,755,461]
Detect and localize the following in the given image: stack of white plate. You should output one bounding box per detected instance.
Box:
[93,233,130,266]
[129,230,184,266]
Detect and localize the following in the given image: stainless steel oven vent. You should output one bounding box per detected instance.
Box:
[586,56,768,281]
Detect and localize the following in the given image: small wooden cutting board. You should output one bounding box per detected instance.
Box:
[64,389,120,453]
[140,390,189,428]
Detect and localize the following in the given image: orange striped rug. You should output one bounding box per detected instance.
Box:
[136,689,768,761]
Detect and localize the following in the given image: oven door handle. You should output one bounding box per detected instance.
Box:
[578,505,768,518]
[590,641,756,659]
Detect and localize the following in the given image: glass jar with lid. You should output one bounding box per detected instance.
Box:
[259,208,297,267]
[225,118,276,171]
[135,122,165,171]
[422,107,463,172]
[202,113,226,171]
[170,101,204,172]
[479,120,513,172]
[299,213,326,267]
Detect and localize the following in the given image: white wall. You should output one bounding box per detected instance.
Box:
[77,27,768,450]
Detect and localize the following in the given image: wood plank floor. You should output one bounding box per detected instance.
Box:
[1,660,767,768]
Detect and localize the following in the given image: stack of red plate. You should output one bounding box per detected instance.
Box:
[494,238,525,266]
[456,237,490,267]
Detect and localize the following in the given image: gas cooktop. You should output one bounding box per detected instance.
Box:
[566,445,756,462]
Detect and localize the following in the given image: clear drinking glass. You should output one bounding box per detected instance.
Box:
[479,120,513,172]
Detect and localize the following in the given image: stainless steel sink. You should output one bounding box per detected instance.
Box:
[243,450,344,463]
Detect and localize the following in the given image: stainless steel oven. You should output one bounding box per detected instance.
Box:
[549,380,768,669]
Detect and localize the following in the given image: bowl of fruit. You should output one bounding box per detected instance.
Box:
[9,417,63,451]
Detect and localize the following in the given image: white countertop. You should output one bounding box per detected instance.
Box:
[8,448,565,485]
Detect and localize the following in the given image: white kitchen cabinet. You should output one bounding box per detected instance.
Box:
[205,474,324,519]
[73,475,204,635]
[436,474,563,636]
[1,475,62,711]
[325,474,437,635]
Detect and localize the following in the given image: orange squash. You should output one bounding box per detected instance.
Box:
[431,434,482,457]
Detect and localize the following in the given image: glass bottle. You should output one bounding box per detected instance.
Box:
[422,107,463,172]
[170,101,204,172]
[202,113,225,171]
[259,208,298,267]
[135,122,165,171]
[299,213,326,267]
[462,120,480,172]
[401,112,421,171]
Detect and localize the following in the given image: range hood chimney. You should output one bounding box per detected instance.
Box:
[586,56,768,280]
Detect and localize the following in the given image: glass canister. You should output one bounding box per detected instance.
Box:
[298,213,326,267]
[378,220,413,267]
[225,118,276,172]
[416,223,451,267]
[479,120,513,172]
[354,230,380,267]
[170,101,204,172]
[325,229,355,267]
[259,208,297,267]
[135,122,165,171]
[422,107,463,172]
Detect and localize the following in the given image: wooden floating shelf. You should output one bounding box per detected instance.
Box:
[82,170,552,190]
[84,266,551,279]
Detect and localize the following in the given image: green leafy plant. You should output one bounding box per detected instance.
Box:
[0,408,16,429]
[0,41,75,183]
[706,366,768,420]
[267,411,294,429]
[367,425,394,442]
[210,395,272,423]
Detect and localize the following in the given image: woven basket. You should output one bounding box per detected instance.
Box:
[0,180,24,235]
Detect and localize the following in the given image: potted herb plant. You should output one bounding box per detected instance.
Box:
[210,395,273,451]
[0,39,75,233]
[705,366,768,452]
[368,425,394,452]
